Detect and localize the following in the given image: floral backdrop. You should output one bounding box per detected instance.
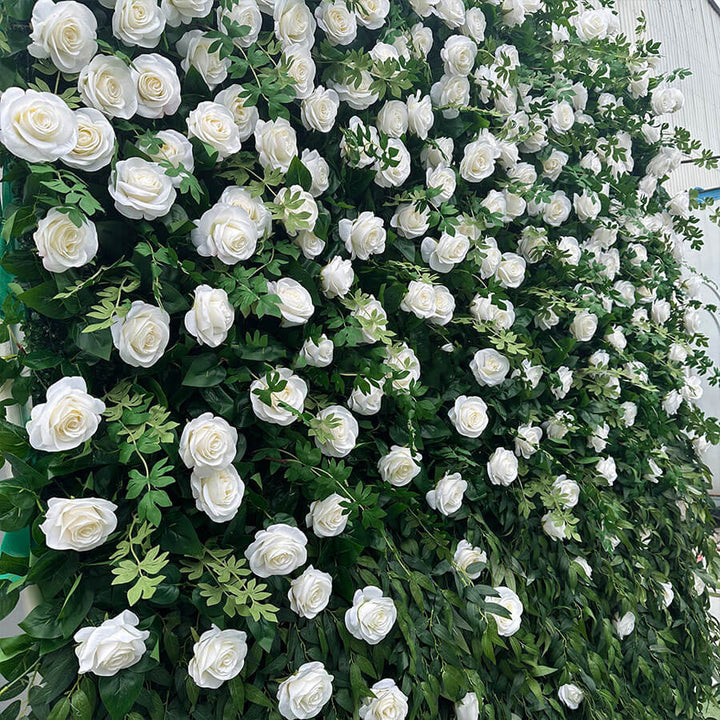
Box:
[0,0,718,718]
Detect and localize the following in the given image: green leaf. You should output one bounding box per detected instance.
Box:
[182,354,227,387]
[285,156,313,191]
[244,684,273,708]
[160,512,203,557]
[48,696,71,720]
[19,600,63,639]
[99,671,145,720]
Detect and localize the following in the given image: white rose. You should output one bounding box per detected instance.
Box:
[421,137,453,168]
[401,280,437,319]
[40,497,117,551]
[391,203,430,239]
[449,395,488,438]
[572,557,592,580]
[190,464,245,522]
[651,298,671,325]
[558,684,584,710]
[605,325,626,351]
[378,445,421,487]
[430,74,470,119]
[348,382,384,416]
[487,448,518,487]
[496,252,526,288]
[276,185,318,236]
[441,35,477,76]
[245,523,308,577]
[385,343,420,391]
[596,457,617,486]
[660,581,674,608]
[299,149,330,197]
[268,278,315,326]
[315,0,357,45]
[274,0,316,47]
[435,0,464,27]
[470,349,510,387]
[0,88,77,162]
[377,100,408,138]
[338,212,386,260]
[138,129,193,186]
[573,190,601,222]
[360,679,408,720]
[420,231,469,273]
[549,101,575,134]
[552,475,579,509]
[250,367,307,425]
[184,285,234,348]
[314,405,359,457]
[455,693,480,720]
[288,566,333,618]
[651,87,684,116]
[255,117,298,172]
[132,53,181,118]
[570,310,598,342]
[294,230,325,259]
[27,377,105,452]
[542,148,569,181]
[180,412,238,469]
[109,157,176,220]
[192,203,258,264]
[557,236,581,265]
[355,0,389,28]
[214,85,260,141]
[29,0,97,74]
[300,335,334,367]
[75,611,149,676]
[33,209,98,274]
[426,471,467,516]
[284,44,316,100]
[405,91,434,140]
[188,626,247,689]
[61,107,115,172]
[352,296,388,344]
[374,138,410,188]
[301,86,340,132]
[515,424,542,458]
[177,30,230,89]
[490,586,523,637]
[163,0,213,25]
[613,611,636,639]
[187,101,241,160]
[329,70,379,109]
[543,191,572,227]
[217,0,262,47]
[113,0,165,48]
[111,300,170,368]
[431,285,455,326]
[306,493,348,537]
[574,9,608,40]
[277,662,334,720]
[426,164,456,205]
[320,256,355,298]
[453,540,487,580]
[460,139,499,182]
[345,586,397,644]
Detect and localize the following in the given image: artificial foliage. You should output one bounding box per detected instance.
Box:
[0,0,718,719]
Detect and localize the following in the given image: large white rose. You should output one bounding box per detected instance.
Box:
[613,611,636,639]
[651,87,684,116]
[192,203,258,264]
[348,382,384,416]
[300,334,334,368]
[188,626,248,689]
[385,343,420,391]
[33,209,98,274]
[352,296,388,344]
[460,138,499,182]
[489,586,523,637]
[549,100,575,134]
[401,280,437,320]
[0,88,77,162]
[277,662,334,720]
[254,117,298,172]
[339,212,386,260]
[573,190,601,222]
[448,395,488,438]
[250,367,307,425]
[552,475,580,509]
[360,679,408,720]
[376,100,408,138]
[187,101,241,160]
[558,684,584,710]
[486,447,518,487]
[455,693,480,720]
[320,256,354,298]
[27,377,105,452]
[315,0,357,45]
[377,445,421,487]
[75,611,149,676]
[374,138,411,188]
[406,91,434,139]
[420,231,469,273]
[138,129,194,185]
[441,35,477,76]
[111,300,170,368]
[40,497,117,551]
[301,86,340,133]
[470,349,510,387]
[61,108,115,172]
[215,85,260,141]
[391,203,430,239]
[426,164,456,205]
[345,586,397,644]
[177,30,230,89]
[244,523,308,577]
[113,0,165,48]
[184,285,234,348]
[355,0,389,28]
[180,412,238,469]
[28,0,98,74]
[274,0,316,47]
[570,310,598,342]
[190,464,245,522]
[268,278,315,326]
[515,423,542,458]
[314,405,358,457]
[542,190,572,227]
[163,0,214,26]
[109,157,176,220]
[330,70,379,109]
[288,566,333,619]
[217,0,262,47]
[283,44,316,100]
[306,493,349,537]
[430,73,470,119]
[453,540,487,580]
[426,471,467,516]
[132,53,181,118]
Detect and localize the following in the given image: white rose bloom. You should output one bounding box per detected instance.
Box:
[470,349,510,387]
[138,130,194,186]
[163,0,213,25]
[268,278,315,326]
[543,191,572,227]
[588,423,610,453]
[543,512,568,541]
[27,377,105,453]
[549,101,575,134]
[184,285,234,348]
[250,367,307,426]
[401,280,437,320]
[29,0,97,74]
[449,395,489,438]
[487,448,518,487]
[187,101,241,160]
[552,475,580,509]
[651,298,671,325]
[276,185,318,236]
[596,457,617,486]
[660,581,674,608]
[283,44,316,100]
[515,424,542,458]
[374,138,411,188]
[109,157,176,220]
[188,627,247,689]
[426,165,456,205]
[192,203,258,264]
[376,100,408,138]
[441,35,477,76]
[274,0,316,47]
[460,138,499,182]
[573,190,602,222]
[557,236,581,265]
[180,412,238,470]
[113,0,165,48]
[294,230,325,259]
[190,464,245,522]
[355,0,389,28]
[435,0,464,27]
[345,586,397,644]
[385,343,420,391]
[33,209,98,274]
[377,445,421,487]
[360,679,408,720]
[61,107,115,172]
[420,231,469,273]
[245,523,308,577]
[111,301,170,368]
[306,493,348,537]
[613,611,636,639]
[573,9,609,40]
[0,88,77,162]
[352,297,388,344]
[421,137,454,168]
[572,557,593,580]
[329,70,379,110]
[430,285,455,326]
[495,252,526,289]
[254,117,298,172]
[300,335,334,367]
[405,91,434,140]
[542,148,569,181]
[217,0,262,47]
[430,74,470,119]
[75,611,149,676]
[391,203,430,239]
[558,684,584,710]
[40,497,117,551]
[214,85,260,141]
[651,87,684,116]
[314,405,359,457]
[453,540,487,580]
[315,0,357,45]
[277,662,334,720]
[455,693,480,720]
[605,325,626,351]
[348,382,384,415]
[426,471,467,516]
[132,53,181,118]
[320,256,355,299]
[218,187,269,236]
[490,586,523,637]
[301,86,340,132]
[288,566,333,618]
[570,310,598,342]
[177,30,230,89]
